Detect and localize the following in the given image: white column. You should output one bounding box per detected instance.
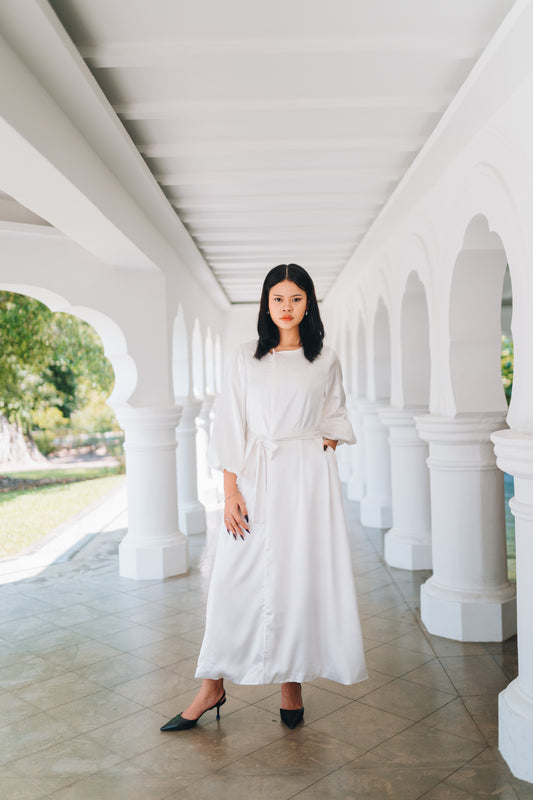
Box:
[115,405,188,580]
[347,400,366,502]
[176,397,206,535]
[338,395,356,483]
[380,408,432,570]
[416,413,516,641]
[360,401,393,528]
[492,429,533,784]
[196,394,219,505]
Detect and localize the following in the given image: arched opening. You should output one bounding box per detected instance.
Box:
[204,327,215,396]
[449,215,509,414]
[172,305,189,400]
[356,316,367,399]
[191,318,205,399]
[0,286,128,562]
[449,214,514,582]
[400,271,430,408]
[214,334,222,393]
[373,298,391,402]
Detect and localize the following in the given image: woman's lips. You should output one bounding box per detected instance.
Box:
[280,316,293,320]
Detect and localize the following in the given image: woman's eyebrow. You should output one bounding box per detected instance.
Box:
[272,293,304,298]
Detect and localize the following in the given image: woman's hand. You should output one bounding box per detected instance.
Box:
[224,491,250,539]
[323,438,338,451]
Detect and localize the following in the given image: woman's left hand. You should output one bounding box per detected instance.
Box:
[323,438,337,451]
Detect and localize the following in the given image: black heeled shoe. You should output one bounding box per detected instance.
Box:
[280,683,304,729]
[280,706,304,729]
[160,690,226,732]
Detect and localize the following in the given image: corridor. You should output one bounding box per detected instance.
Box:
[0,495,530,800]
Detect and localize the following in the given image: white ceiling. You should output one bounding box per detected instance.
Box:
[40,0,516,301]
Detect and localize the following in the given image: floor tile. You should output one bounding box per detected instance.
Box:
[292,750,449,800]
[439,655,511,696]
[369,719,485,770]
[49,763,189,800]
[358,677,456,722]
[421,697,487,744]
[9,735,124,793]
[0,768,50,800]
[364,642,434,677]
[112,667,199,706]
[73,652,158,688]
[309,700,412,750]
[402,658,458,695]
[14,672,102,711]
[45,688,144,734]
[444,746,523,799]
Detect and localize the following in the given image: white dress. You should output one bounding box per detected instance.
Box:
[195,340,368,686]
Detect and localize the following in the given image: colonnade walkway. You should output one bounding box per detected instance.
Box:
[0,496,531,800]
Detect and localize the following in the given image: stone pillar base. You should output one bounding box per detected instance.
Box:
[179,501,206,536]
[499,680,533,784]
[360,496,393,529]
[385,528,432,570]
[119,534,188,580]
[421,577,517,641]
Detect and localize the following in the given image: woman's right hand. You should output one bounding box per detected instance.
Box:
[224,491,250,539]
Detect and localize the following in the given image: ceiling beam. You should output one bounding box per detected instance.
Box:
[79,36,482,66]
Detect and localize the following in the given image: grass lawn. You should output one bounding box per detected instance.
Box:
[0,473,125,559]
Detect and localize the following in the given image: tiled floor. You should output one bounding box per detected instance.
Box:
[1,496,532,800]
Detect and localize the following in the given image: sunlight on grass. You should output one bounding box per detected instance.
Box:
[0,475,125,559]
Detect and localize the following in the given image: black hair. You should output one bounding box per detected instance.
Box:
[254,264,324,362]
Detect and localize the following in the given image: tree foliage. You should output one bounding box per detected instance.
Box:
[0,292,114,432]
[501,334,513,405]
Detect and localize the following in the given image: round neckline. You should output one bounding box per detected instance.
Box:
[271,346,303,353]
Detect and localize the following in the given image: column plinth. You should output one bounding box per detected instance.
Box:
[416,413,515,642]
[176,397,206,535]
[492,429,533,782]
[115,405,188,580]
[379,407,432,570]
[360,401,392,528]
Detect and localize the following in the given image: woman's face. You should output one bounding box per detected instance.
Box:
[268,280,308,332]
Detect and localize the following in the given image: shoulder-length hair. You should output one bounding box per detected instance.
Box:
[254,264,324,362]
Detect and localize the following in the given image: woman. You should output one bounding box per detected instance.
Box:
[161,264,367,732]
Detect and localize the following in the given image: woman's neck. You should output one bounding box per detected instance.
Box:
[275,329,302,351]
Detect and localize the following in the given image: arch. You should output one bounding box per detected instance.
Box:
[400,271,431,408]
[172,304,189,400]
[191,318,205,398]
[373,298,391,402]
[356,315,367,398]
[0,282,136,404]
[204,327,215,395]
[449,215,509,413]
[214,334,222,393]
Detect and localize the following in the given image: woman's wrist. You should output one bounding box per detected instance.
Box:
[224,490,241,502]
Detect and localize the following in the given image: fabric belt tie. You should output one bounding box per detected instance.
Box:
[246,426,322,523]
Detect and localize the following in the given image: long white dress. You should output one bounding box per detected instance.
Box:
[195,340,368,686]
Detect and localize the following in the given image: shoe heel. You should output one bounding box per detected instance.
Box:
[215,693,227,720]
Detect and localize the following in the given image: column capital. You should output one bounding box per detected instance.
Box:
[379,407,429,444]
[491,428,533,479]
[113,404,183,433]
[415,412,508,444]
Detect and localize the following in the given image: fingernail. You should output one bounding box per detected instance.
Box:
[226,529,230,534]
[233,533,237,540]
[244,515,249,523]
[246,529,250,533]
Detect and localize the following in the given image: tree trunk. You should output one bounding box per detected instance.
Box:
[0,414,45,467]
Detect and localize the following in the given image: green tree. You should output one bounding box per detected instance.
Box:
[0,292,114,449]
[501,334,513,405]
